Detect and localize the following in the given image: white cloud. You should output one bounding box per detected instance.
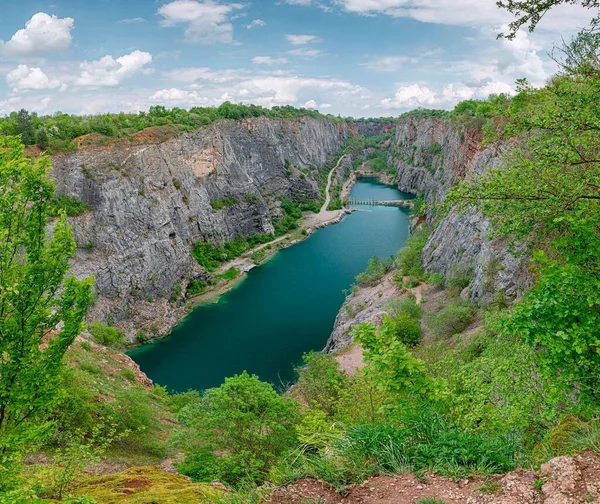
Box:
[158,0,244,44]
[252,56,288,65]
[149,88,211,104]
[308,0,591,31]
[286,34,320,45]
[380,79,516,110]
[6,65,62,91]
[246,19,266,29]
[288,48,323,57]
[381,84,437,109]
[362,55,419,71]
[303,99,332,109]
[1,12,74,56]
[76,50,153,87]
[118,17,146,24]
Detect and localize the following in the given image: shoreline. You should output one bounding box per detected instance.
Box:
[128,169,397,349]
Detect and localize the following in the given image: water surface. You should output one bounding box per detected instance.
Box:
[129,179,412,392]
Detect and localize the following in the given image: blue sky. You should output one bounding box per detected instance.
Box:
[0,0,592,117]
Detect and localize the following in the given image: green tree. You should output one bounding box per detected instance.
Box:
[0,137,94,490]
[353,318,440,402]
[177,372,300,486]
[447,32,600,399]
[497,0,600,39]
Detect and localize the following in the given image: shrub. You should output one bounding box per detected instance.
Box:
[295,352,347,417]
[250,249,266,264]
[210,196,238,210]
[385,296,423,321]
[425,298,475,337]
[187,279,208,296]
[446,264,472,291]
[176,372,301,487]
[217,267,239,281]
[397,226,432,278]
[48,195,91,217]
[88,321,126,348]
[390,311,422,347]
[425,272,445,289]
[355,256,393,286]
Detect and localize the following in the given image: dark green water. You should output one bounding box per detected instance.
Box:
[129,179,412,392]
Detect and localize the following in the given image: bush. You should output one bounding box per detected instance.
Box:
[385,296,423,321]
[397,226,432,278]
[425,298,475,337]
[49,195,91,217]
[446,264,472,291]
[88,321,125,348]
[187,279,208,296]
[176,372,301,487]
[210,196,238,210]
[425,272,445,289]
[217,267,239,281]
[390,311,422,347]
[355,256,393,286]
[295,352,347,417]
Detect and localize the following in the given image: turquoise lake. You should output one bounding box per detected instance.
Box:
[129,179,412,392]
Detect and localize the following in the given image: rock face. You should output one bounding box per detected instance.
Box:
[51,117,386,340]
[391,116,531,304]
[326,116,532,352]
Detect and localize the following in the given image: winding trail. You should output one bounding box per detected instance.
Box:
[319,155,347,215]
[215,155,350,277]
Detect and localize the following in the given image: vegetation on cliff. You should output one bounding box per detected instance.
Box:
[2,6,600,502]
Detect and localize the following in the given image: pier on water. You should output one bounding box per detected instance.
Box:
[348,199,413,208]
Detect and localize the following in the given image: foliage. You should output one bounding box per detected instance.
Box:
[295,352,347,417]
[0,137,94,491]
[497,0,600,39]
[0,102,355,152]
[366,150,388,172]
[412,193,426,216]
[509,252,600,398]
[447,31,600,401]
[48,195,91,217]
[187,279,209,296]
[425,298,475,338]
[88,321,126,348]
[217,267,240,281]
[445,264,472,291]
[397,225,432,278]
[44,424,123,499]
[389,311,422,347]
[176,372,301,487]
[355,256,394,286]
[211,196,238,210]
[354,318,439,402]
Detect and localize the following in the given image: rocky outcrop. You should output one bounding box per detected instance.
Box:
[391,116,531,304]
[326,116,531,352]
[51,117,386,341]
[268,452,600,503]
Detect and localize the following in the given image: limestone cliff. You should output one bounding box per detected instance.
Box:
[51,117,385,340]
[390,116,531,302]
[326,116,532,352]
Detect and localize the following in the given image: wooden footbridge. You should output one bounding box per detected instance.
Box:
[348,199,413,209]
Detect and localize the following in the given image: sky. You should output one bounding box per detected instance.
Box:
[0,0,593,117]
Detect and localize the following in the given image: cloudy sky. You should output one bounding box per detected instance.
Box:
[0,0,592,117]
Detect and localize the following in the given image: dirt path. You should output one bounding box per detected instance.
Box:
[214,155,353,280]
[319,155,347,214]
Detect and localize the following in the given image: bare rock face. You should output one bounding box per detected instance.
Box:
[391,116,531,304]
[51,117,383,340]
[326,116,532,352]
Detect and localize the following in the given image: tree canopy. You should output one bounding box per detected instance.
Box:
[0,136,94,490]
